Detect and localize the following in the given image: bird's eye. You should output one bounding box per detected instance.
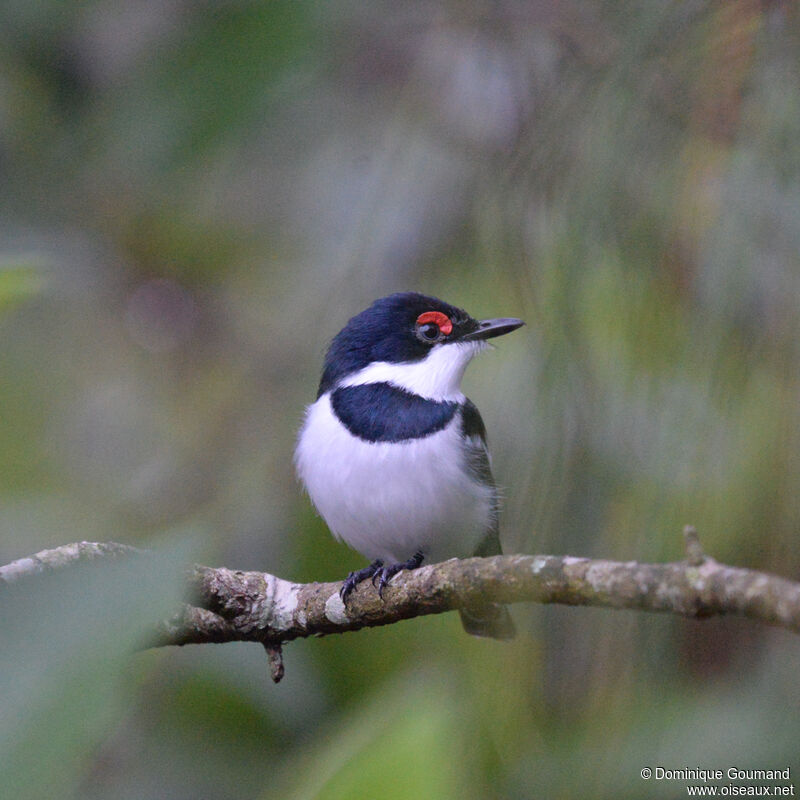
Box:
[419,323,440,340]
[415,311,453,343]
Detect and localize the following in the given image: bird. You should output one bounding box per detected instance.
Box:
[295,292,524,639]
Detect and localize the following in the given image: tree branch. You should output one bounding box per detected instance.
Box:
[3,531,800,682]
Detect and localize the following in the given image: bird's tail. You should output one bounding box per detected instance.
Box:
[459,603,516,640]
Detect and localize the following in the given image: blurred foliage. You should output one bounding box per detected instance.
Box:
[0,262,44,311]
[0,537,195,800]
[1,1,799,798]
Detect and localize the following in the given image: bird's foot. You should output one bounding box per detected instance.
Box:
[340,559,383,602]
[371,551,424,598]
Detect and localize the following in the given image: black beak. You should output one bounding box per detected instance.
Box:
[461,317,525,341]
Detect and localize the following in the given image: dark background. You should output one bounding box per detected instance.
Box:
[1,2,799,798]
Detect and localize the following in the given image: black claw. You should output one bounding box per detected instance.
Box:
[340,559,383,602]
[340,552,425,602]
[373,551,425,598]
[375,566,398,598]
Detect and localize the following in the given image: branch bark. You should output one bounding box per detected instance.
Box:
[3,531,800,682]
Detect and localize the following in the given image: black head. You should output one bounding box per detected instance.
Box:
[317,292,523,396]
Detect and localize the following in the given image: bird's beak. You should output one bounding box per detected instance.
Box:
[461,317,525,341]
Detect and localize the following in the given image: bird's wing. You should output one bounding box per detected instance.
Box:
[460,399,502,556]
[458,399,516,639]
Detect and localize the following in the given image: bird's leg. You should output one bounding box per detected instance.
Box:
[372,550,425,598]
[340,559,383,602]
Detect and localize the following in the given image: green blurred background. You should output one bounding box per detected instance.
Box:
[1,2,799,798]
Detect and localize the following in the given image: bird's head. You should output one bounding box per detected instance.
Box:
[318,292,524,400]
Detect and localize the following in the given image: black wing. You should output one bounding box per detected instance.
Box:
[460,399,502,556]
[458,400,516,638]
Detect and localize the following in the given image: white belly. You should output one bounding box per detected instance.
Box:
[295,394,494,564]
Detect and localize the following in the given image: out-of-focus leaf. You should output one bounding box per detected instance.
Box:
[0,535,199,800]
[273,671,479,800]
[0,263,44,311]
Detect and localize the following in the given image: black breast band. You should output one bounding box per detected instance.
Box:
[331,383,459,443]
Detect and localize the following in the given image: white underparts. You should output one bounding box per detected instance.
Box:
[294,393,495,564]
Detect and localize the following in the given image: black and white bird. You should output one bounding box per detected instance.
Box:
[295,292,524,639]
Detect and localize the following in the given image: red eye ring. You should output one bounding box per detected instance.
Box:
[416,311,453,335]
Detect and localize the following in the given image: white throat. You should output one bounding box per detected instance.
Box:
[339,341,488,401]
